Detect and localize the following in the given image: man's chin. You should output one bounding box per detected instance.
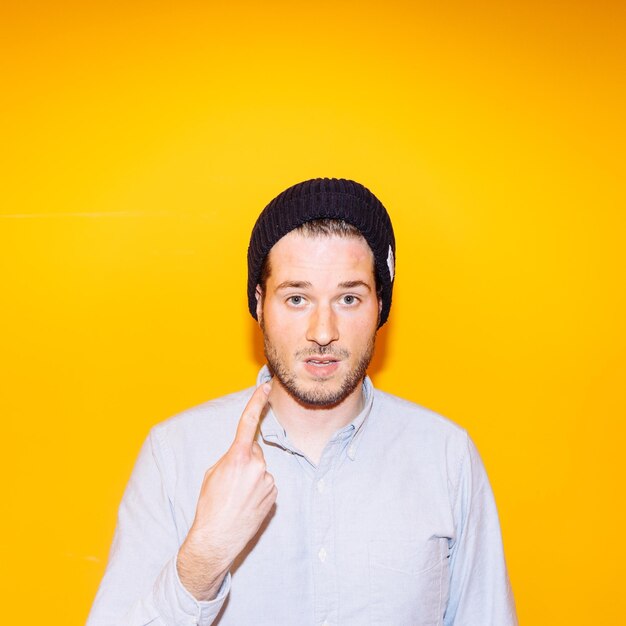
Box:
[283,379,357,409]
[290,392,348,409]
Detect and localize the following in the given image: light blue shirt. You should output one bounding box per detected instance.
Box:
[88,367,517,625]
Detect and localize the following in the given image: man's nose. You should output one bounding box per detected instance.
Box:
[306,304,339,346]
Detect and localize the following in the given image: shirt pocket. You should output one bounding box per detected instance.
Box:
[368,537,449,626]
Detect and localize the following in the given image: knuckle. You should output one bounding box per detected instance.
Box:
[228,445,251,465]
[242,410,258,426]
[251,445,266,462]
[252,457,267,474]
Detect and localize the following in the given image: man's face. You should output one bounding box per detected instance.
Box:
[256,231,381,407]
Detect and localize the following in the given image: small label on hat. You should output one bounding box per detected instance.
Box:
[387,245,395,281]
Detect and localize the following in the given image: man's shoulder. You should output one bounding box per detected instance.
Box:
[372,387,469,447]
[170,385,255,422]
[150,385,256,453]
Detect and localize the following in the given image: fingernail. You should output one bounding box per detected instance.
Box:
[262,381,272,394]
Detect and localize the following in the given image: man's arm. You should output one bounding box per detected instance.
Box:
[87,382,276,626]
[444,434,518,626]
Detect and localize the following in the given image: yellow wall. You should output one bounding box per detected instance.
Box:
[2,1,624,623]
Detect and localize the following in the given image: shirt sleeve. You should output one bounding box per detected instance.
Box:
[444,434,518,626]
[86,429,231,626]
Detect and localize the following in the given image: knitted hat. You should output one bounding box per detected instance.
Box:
[247,178,396,327]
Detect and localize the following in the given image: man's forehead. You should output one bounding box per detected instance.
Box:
[266,231,376,279]
[269,230,375,259]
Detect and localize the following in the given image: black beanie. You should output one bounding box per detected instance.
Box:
[247,178,396,327]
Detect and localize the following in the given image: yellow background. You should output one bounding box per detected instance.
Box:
[1,1,624,623]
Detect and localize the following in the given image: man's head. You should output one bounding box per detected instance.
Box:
[247,178,395,408]
[247,178,395,328]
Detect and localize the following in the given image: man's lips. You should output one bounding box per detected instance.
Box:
[305,357,339,365]
[302,356,341,376]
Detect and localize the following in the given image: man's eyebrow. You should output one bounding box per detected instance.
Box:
[275,280,372,291]
[275,280,313,291]
[338,280,372,291]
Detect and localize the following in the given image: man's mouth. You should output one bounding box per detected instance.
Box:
[303,356,341,376]
[297,348,348,377]
[306,357,339,366]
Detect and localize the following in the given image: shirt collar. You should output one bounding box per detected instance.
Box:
[256,365,375,461]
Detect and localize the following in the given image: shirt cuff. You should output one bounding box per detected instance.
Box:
[153,556,231,625]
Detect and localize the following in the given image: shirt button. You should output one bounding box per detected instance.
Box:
[318,547,327,562]
[317,479,325,493]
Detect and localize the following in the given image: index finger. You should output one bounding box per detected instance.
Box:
[233,381,272,447]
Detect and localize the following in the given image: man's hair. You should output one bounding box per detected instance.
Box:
[258,218,382,297]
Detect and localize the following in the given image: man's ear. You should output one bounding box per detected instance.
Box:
[255,284,264,323]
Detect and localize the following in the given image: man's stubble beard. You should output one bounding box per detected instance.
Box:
[260,319,376,408]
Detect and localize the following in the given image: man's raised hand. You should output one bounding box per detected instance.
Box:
[177,381,276,601]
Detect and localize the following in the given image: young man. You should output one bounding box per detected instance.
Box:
[88,178,518,625]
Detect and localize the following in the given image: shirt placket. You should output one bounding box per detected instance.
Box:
[311,431,352,626]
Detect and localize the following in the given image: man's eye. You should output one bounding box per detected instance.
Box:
[342,295,358,305]
[288,295,304,306]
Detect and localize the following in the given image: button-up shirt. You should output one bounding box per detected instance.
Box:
[87,367,518,625]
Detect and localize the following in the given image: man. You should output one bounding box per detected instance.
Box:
[88,178,518,625]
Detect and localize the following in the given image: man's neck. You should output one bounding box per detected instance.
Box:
[268,380,365,465]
